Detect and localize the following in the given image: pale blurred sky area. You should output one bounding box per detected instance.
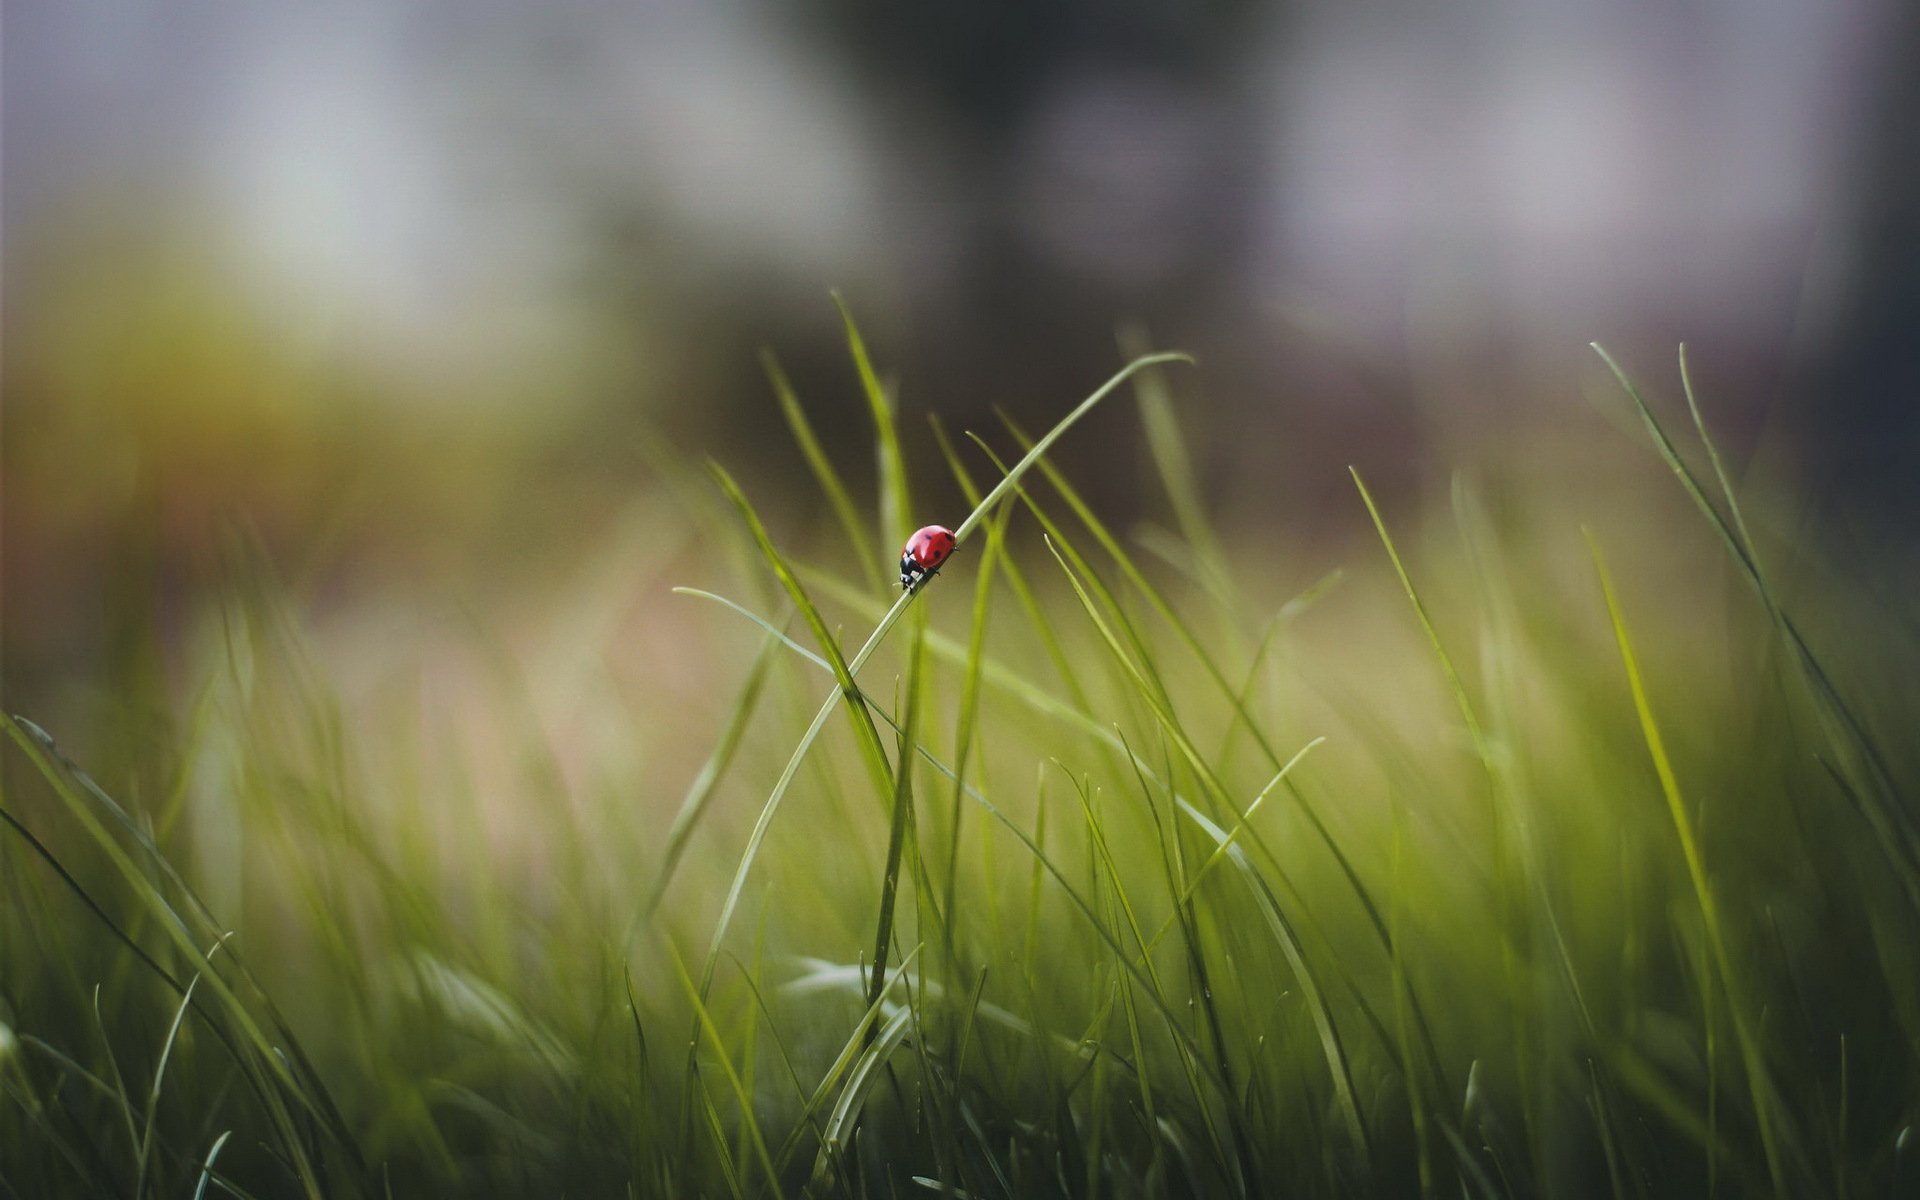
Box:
[6,0,1916,519]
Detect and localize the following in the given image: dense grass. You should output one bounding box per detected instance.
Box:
[3,323,1917,1198]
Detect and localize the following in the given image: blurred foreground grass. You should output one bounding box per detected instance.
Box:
[3,328,1917,1199]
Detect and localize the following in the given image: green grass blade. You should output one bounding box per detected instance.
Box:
[1175,797,1371,1163]
[1121,325,1236,612]
[1590,530,1792,1195]
[772,950,923,1175]
[763,347,883,590]
[1593,345,1918,884]
[667,944,782,1194]
[833,293,913,551]
[693,352,1192,1006]
[1348,469,1491,768]
[634,626,783,932]
[699,465,902,995]
[867,634,925,1010]
[138,955,216,1192]
[952,354,1191,546]
[940,505,1008,982]
[192,1130,237,1200]
[90,984,142,1176]
[810,1004,916,1191]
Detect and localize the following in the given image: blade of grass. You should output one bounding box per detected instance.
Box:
[138,951,221,1194]
[633,626,783,933]
[667,943,782,1195]
[940,504,1010,989]
[1121,325,1237,614]
[1592,345,1919,896]
[992,425,1433,1095]
[771,950,923,1175]
[763,348,883,590]
[4,715,360,1188]
[833,293,913,552]
[1174,794,1370,1163]
[809,1004,916,1192]
[1589,530,1791,1195]
[692,351,1191,1003]
[192,1130,236,1200]
[867,636,925,1011]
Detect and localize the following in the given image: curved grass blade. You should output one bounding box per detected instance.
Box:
[1589,530,1792,1195]
[1121,324,1237,615]
[867,632,925,1010]
[833,293,913,551]
[772,948,923,1175]
[763,347,883,590]
[3,718,354,1191]
[666,943,782,1194]
[809,1003,916,1191]
[193,1130,237,1200]
[632,626,783,934]
[138,952,221,1192]
[1592,345,1918,893]
[692,352,1192,1002]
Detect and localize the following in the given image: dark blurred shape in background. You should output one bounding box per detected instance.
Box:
[5,0,1917,717]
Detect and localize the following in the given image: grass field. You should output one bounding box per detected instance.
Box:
[3,323,1916,1198]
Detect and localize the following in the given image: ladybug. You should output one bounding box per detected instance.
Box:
[899,525,957,591]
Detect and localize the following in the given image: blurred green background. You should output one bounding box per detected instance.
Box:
[7,0,1917,856]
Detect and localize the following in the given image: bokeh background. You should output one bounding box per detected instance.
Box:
[10,0,1919,631]
[8,0,1920,887]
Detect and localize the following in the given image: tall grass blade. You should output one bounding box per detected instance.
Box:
[867,636,925,1010]
[1175,798,1371,1164]
[1121,325,1236,613]
[138,957,216,1193]
[833,293,913,552]
[634,627,783,932]
[1591,345,1920,896]
[692,351,1191,1001]
[1589,531,1792,1195]
[193,1130,236,1200]
[763,347,884,590]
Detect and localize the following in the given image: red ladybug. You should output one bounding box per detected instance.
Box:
[899,525,957,591]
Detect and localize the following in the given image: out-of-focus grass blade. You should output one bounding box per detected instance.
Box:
[91,985,141,1176]
[1590,530,1791,1195]
[866,632,924,1009]
[809,1002,916,1191]
[834,293,913,552]
[666,943,781,1194]
[763,347,883,590]
[633,626,783,933]
[1121,325,1237,614]
[1348,469,1492,768]
[192,1130,237,1200]
[3,715,357,1189]
[1175,797,1371,1163]
[1593,345,1919,897]
[773,949,923,1174]
[138,956,215,1192]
